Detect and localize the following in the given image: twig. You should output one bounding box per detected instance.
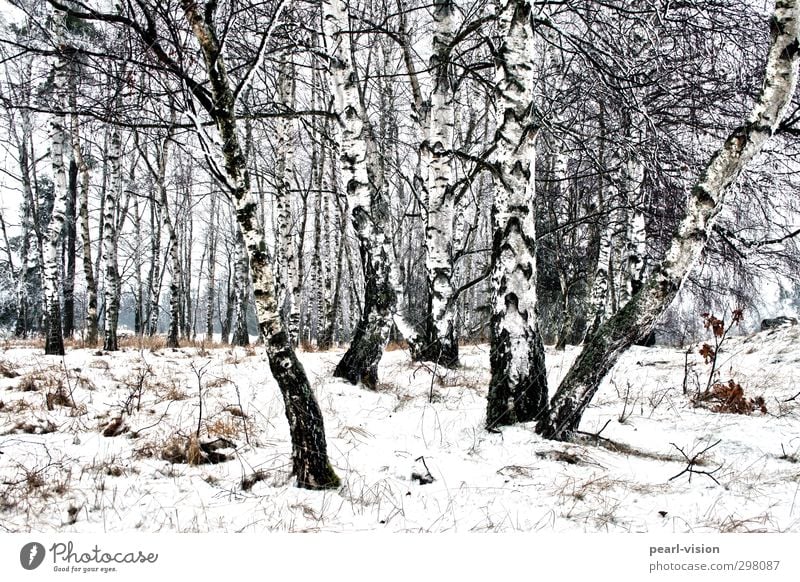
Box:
[668,439,722,485]
[577,418,612,445]
[233,381,250,445]
[682,349,690,396]
[191,360,212,439]
[428,357,439,404]
[782,390,800,403]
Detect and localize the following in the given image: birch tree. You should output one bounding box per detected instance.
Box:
[42,7,68,355]
[102,125,122,351]
[417,0,460,367]
[231,227,250,347]
[74,101,97,345]
[205,192,217,342]
[274,53,300,344]
[485,0,548,429]
[537,0,800,440]
[323,0,403,388]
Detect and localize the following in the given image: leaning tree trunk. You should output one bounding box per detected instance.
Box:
[324,0,397,388]
[181,0,339,489]
[485,0,549,429]
[42,8,68,356]
[537,0,800,441]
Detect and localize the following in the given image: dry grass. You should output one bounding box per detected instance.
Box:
[15,367,62,393]
[5,418,59,435]
[385,340,408,352]
[186,435,203,466]
[158,380,189,401]
[206,417,241,439]
[45,385,75,410]
[0,360,19,378]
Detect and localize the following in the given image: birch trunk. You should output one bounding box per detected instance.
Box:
[618,149,648,309]
[485,0,548,429]
[146,182,162,336]
[132,190,145,335]
[310,120,325,346]
[43,8,68,355]
[537,0,800,440]
[153,129,181,349]
[583,107,614,341]
[63,157,77,339]
[14,103,36,338]
[231,228,250,347]
[274,54,300,344]
[205,192,217,342]
[181,0,339,489]
[417,0,459,367]
[321,163,346,350]
[551,153,574,350]
[179,184,194,341]
[583,209,614,341]
[74,109,97,345]
[323,0,398,388]
[63,67,82,339]
[102,127,121,351]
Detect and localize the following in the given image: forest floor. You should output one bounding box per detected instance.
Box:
[1,325,799,533]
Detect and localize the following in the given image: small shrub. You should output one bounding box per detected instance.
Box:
[160,434,235,465]
[45,384,75,410]
[692,379,767,415]
[0,360,19,378]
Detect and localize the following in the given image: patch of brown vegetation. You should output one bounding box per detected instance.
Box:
[692,380,767,415]
[0,360,19,378]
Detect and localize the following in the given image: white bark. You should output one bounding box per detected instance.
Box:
[620,157,647,305]
[420,0,459,365]
[275,54,300,344]
[181,0,339,488]
[205,192,217,342]
[231,227,250,346]
[486,0,548,427]
[323,0,402,386]
[102,127,121,351]
[584,211,613,340]
[43,8,68,355]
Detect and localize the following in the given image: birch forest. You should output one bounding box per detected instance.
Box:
[2,0,800,534]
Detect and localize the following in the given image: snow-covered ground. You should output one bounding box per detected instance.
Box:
[1,326,799,533]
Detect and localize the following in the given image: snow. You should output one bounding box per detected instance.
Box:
[1,327,799,533]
